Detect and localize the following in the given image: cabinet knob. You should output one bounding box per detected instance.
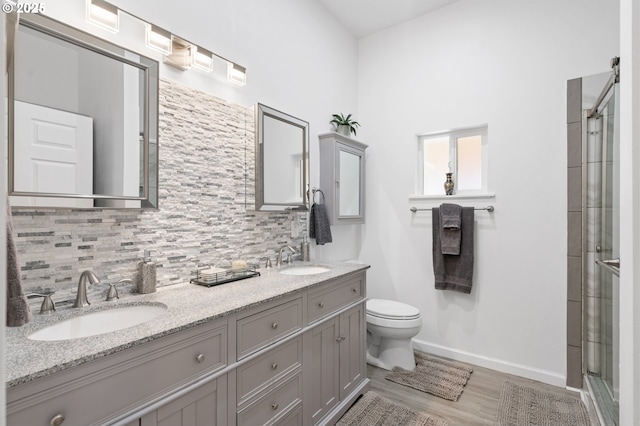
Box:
[272,403,279,410]
[50,414,65,426]
[196,353,205,363]
[352,288,357,293]
[271,363,278,370]
[271,322,278,329]
[318,302,324,308]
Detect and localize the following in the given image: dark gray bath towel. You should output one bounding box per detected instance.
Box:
[432,206,474,294]
[439,203,462,255]
[309,202,332,245]
[7,199,32,327]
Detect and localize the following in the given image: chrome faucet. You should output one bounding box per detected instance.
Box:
[276,245,296,266]
[73,270,100,308]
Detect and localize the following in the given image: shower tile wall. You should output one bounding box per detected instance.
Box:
[566,77,583,389]
[11,79,306,306]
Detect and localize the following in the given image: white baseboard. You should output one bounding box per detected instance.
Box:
[412,338,566,387]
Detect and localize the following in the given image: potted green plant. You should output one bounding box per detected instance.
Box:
[330,113,360,137]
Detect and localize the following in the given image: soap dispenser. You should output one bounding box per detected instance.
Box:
[137,249,157,294]
[301,236,310,261]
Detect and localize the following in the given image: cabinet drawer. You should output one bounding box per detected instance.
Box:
[308,274,364,324]
[237,336,302,406]
[7,320,227,426]
[237,298,302,359]
[276,406,302,426]
[237,373,302,426]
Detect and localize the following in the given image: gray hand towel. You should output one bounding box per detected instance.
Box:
[6,199,32,327]
[439,203,462,255]
[309,202,332,245]
[432,206,474,294]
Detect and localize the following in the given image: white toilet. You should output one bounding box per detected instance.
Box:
[366,299,422,371]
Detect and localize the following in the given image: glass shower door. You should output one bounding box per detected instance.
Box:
[588,82,619,426]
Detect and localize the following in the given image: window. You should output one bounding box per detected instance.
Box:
[417,126,488,196]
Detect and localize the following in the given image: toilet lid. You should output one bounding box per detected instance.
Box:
[366,299,420,320]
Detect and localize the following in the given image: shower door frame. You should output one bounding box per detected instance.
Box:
[583,78,620,426]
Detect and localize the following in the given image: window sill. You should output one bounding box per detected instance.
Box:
[408,193,496,201]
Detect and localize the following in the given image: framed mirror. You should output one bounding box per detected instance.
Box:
[8,13,159,209]
[255,103,309,211]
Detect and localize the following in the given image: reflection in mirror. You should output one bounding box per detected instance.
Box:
[255,104,309,211]
[339,150,361,216]
[9,14,159,208]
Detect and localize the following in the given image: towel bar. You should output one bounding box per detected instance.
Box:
[410,205,494,213]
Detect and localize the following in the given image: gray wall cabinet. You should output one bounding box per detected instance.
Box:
[319,133,368,225]
[6,270,368,426]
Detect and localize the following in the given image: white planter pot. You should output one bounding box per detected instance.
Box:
[337,125,351,136]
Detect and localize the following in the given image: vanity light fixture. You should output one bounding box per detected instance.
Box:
[85,0,247,86]
[163,37,192,70]
[228,62,247,86]
[192,46,214,72]
[145,24,172,55]
[86,0,119,33]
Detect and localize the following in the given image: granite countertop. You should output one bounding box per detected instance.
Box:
[6,261,369,388]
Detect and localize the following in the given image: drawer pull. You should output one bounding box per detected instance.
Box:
[272,403,279,410]
[318,302,324,308]
[50,414,65,426]
[336,336,346,342]
[196,353,205,363]
[271,363,278,370]
[271,322,278,329]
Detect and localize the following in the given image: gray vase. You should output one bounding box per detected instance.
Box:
[444,173,454,195]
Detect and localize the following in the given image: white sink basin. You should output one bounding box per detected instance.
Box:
[28,304,167,341]
[279,265,330,276]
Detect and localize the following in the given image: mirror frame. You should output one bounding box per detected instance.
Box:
[255,103,309,211]
[8,13,160,209]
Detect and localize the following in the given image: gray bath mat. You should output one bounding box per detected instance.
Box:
[336,391,448,426]
[385,352,473,401]
[495,381,590,426]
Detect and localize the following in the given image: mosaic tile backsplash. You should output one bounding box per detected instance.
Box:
[11,79,307,306]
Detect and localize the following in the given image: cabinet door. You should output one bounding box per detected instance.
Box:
[336,143,364,222]
[339,303,366,400]
[307,316,340,424]
[141,375,227,426]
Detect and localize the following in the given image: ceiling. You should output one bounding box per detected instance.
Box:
[318,0,460,38]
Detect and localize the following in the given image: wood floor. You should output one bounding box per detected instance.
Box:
[367,355,598,426]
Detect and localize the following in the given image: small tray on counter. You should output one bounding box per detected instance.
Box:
[190,266,260,288]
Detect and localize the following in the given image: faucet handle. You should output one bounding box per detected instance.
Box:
[107,279,132,301]
[26,292,56,314]
[260,257,272,268]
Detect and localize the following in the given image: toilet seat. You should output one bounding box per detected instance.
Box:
[366,299,420,320]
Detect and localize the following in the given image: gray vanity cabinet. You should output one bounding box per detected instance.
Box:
[234,296,304,425]
[6,319,228,426]
[140,375,228,426]
[339,303,366,401]
[6,269,368,426]
[307,315,341,423]
[319,133,368,225]
[304,272,367,425]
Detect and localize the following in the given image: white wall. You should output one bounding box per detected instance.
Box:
[618,0,640,422]
[357,0,619,385]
